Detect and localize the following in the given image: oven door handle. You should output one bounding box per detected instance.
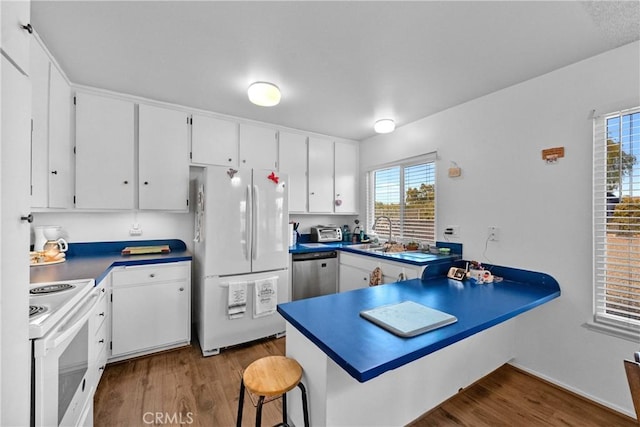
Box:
[44,290,100,352]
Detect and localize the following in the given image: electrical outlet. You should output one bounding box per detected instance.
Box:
[444,226,460,237]
[129,223,142,236]
[488,226,499,241]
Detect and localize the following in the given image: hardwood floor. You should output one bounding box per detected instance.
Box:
[94,337,286,427]
[95,337,636,427]
[408,364,636,427]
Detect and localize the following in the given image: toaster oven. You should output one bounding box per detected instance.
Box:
[310,226,343,242]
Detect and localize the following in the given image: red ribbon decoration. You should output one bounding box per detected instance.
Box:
[267,172,279,184]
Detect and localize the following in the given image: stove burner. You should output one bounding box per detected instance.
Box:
[30,283,75,295]
[29,305,47,317]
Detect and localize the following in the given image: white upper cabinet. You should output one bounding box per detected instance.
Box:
[278,131,308,213]
[48,65,73,208]
[138,104,189,211]
[30,40,49,208]
[334,141,358,214]
[308,137,334,213]
[1,0,31,75]
[75,93,135,209]
[30,40,73,209]
[190,114,238,167]
[239,123,278,170]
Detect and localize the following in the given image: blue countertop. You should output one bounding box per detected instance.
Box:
[277,263,560,382]
[30,239,192,285]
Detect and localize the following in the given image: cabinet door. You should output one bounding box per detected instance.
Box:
[48,65,73,208]
[278,131,307,212]
[339,264,370,293]
[191,114,238,166]
[239,123,278,170]
[1,55,32,427]
[111,281,189,356]
[334,142,358,214]
[75,93,135,209]
[30,41,50,208]
[139,104,189,210]
[308,137,334,213]
[1,0,31,75]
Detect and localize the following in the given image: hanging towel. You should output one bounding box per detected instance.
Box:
[227,281,248,319]
[370,267,383,286]
[254,277,278,318]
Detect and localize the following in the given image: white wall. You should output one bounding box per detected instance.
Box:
[31,211,194,251]
[360,41,640,416]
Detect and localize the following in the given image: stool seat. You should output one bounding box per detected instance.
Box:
[243,356,303,397]
[237,355,309,427]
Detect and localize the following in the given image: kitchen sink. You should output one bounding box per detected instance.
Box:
[349,243,410,254]
[349,243,385,251]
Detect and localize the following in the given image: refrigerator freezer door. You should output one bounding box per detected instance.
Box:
[204,166,252,276]
[196,270,289,356]
[252,170,289,272]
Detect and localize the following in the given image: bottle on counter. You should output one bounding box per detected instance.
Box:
[352,226,360,243]
[342,225,350,242]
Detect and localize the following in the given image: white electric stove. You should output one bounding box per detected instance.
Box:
[29,278,95,339]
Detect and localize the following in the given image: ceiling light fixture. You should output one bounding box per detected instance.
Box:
[247,81,281,107]
[374,119,396,134]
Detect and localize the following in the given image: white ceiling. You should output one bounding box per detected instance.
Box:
[31,1,640,141]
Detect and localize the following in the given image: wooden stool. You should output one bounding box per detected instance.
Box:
[236,356,310,427]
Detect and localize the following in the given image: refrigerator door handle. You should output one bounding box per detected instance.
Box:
[252,184,259,261]
[245,185,252,261]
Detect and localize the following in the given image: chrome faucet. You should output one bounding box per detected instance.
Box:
[372,216,393,243]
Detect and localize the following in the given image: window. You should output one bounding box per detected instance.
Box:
[367,156,436,243]
[593,107,640,334]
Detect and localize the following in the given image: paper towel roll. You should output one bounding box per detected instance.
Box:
[288,223,296,247]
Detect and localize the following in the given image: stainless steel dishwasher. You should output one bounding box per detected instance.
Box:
[292,251,338,300]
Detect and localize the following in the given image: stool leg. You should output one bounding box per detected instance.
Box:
[282,391,287,426]
[236,379,245,427]
[255,396,265,427]
[297,382,310,427]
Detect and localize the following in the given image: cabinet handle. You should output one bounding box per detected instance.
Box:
[310,192,315,195]
[123,180,129,184]
[242,159,246,163]
[99,365,106,371]
[228,158,232,162]
[21,23,33,34]
[363,277,368,281]
[179,287,184,292]
[20,214,33,223]
[149,273,155,278]
[98,312,105,317]
[144,181,149,185]
[98,339,105,344]
[51,170,58,175]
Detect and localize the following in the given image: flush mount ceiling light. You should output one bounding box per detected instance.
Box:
[374,118,396,134]
[247,81,281,107]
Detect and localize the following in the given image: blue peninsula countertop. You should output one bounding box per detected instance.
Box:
[277,263,560,382]
[30,239,192,285]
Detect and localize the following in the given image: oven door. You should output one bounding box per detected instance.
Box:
[33,289,100,427]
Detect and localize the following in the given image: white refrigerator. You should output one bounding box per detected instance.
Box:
[193,166,289,356]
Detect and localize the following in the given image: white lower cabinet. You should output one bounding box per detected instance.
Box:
[110,262,191,360]
[338,252,423,293]
[338,263,371,293]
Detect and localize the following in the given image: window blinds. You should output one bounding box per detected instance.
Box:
[367,156,436,243]
[593,107,640,331]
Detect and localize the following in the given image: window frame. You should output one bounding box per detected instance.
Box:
[592,106,640,341]
[366,153,437,244]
